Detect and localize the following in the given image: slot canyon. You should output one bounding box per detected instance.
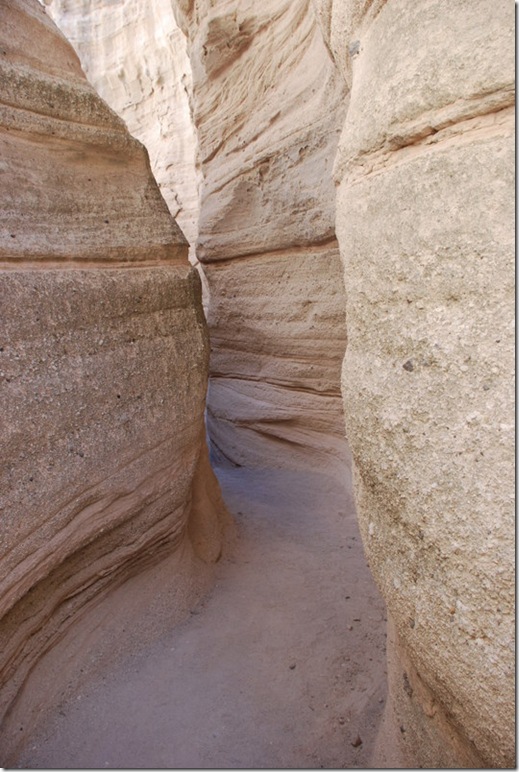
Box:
[0,0,514,768]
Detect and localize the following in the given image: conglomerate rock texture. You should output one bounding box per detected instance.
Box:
[0,0,227,761]
[316,0,514,767]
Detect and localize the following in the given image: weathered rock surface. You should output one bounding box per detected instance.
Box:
[206,244,349,474]
[0,0,227,760]
[47,0,350,469]
[8,0,515,768]
[177,0,350,473]
[319,0,515,766]
[46,0,200,255]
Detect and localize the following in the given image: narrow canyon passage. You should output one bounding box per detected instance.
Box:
[17,465,387,770]
[2,2,514,768]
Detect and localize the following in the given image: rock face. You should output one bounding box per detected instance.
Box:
[46,0,200,255]
[317,0,515,767]
[47,0,350,470]
[6,0,515,769]
[176,0,350,474]
[0,0,227,760]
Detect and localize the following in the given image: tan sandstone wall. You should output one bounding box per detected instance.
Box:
[314,0,515,766]
[176,0,350,474]
[47,0,351,475]
[0,0,227,761]
[46,0,200,256]
[30,0,514,767]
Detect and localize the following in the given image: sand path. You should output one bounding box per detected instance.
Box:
[17,466,387,769]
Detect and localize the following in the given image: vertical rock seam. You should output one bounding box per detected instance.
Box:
[316,0,515,767]
[0,0,228,762]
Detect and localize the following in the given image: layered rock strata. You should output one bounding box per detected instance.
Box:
[27,0,515,767]
[46,0,200,256]
[176,0,350,473]
[47,0,350,470]
[316,0,515,766]
[0,0,227,759]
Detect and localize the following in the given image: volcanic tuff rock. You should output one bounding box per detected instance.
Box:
[0,0,227,760]
[177,0,350,473]
[48,0,350,470]
[46,0,200,256]
[320,0,515,766]
[9,0,515,768]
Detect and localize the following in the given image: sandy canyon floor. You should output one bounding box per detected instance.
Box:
[16,464,387,769]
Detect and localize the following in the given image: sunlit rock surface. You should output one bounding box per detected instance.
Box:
[319,0,515,766]
[46,0,201,256]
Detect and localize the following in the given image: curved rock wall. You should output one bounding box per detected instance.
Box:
[0,0,227,759]
[46,0,201,257]
[177,0,350,473]
[10,0,515,767]
[47,0,351,475]
[317,0,515,766]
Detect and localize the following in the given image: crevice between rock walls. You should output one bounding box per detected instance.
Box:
[45,0,352,476]
[5,0,514,768]
[175,0,352,477]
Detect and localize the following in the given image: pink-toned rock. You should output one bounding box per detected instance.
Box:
[0,0,228,760]
[178,0,350,475]
[47,0,350,474]
[9,0,515,768]
[45,0,201,259]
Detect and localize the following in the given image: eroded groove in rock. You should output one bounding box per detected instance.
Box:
[205,246,348,473]
[0,1,228,761]
[318,0,515,766]
[177,0,350,472]
[46,0,350,470]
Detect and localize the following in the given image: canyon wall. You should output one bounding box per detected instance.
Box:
[47,0,351,475]
[176,0,350,474]
[46,0,200,256]
[0,0,227,760]
[316,0,514,767]
[11,0,515,768]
